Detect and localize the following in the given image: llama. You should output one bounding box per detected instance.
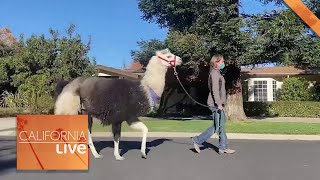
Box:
[54,48,182,160]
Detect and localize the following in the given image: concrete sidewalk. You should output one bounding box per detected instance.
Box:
[0,117,15,130]
[247,116,320,123]
[143,116,320,123]
[2,130,320,141]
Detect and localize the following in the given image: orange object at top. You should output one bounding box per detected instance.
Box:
[284,0,320,36]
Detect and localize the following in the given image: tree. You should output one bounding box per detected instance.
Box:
[0,27,18,50]
[0,24,97,112]
[131,39,166,66]
[136,0,320,120]
[137,0,254,120]
[253,0,320,67]
[8,24,96,90]
[0,27,19,95]
[248,7,320,67]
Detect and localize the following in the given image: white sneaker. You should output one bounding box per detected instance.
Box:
[219,148,236,154]
[191,137,201,153]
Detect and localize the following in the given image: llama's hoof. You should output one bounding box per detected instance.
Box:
[141,151,147,159]
[115,156,125,161]
[94,154,104,159]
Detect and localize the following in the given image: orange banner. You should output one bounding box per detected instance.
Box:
[16,115,89,170]
[284,0,320,36]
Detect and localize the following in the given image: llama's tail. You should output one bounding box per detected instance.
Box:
[54,77,86,115]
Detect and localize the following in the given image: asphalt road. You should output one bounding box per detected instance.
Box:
[1,136,320,180]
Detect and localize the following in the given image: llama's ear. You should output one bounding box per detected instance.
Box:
[161,48,170,54]
[156,48,169,56]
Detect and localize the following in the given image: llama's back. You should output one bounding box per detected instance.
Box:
[80,78,150,125]
[54,77,86,115]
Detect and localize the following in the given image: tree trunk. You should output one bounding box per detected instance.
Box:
[224,63,247,121]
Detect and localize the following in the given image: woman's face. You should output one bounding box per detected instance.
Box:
[215,58,225,70]
[217,58,224,65]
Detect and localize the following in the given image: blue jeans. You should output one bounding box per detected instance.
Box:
[193,106,228,150]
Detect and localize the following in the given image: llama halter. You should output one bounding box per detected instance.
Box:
[157,55,177,67]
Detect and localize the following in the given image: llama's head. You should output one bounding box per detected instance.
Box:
[155,48,182,67]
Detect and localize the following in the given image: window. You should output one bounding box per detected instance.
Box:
[248,78,279,102]
[253,80,268,102]
[272,80,277,101]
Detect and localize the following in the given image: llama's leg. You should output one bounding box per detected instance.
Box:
[88,114,93,134]
[112,123,124,160]
[129,120,148,159]
[88,128,103,159]
[87,113,103,159]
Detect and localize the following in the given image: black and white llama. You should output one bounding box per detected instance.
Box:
[54,48,182,160]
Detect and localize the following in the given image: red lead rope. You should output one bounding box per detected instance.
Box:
[157,55,176,67]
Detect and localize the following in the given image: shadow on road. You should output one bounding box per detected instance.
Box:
[0,137,16,175]
[0,159,16,175]
[93,138,172,156]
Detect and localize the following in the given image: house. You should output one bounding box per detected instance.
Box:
[123,61,145,78]
[95,63,320,113]
[95,65,140,80]
[241,66,320,102]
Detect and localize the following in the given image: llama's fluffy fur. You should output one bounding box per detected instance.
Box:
[54,48,182,160]
[140,55,168,97]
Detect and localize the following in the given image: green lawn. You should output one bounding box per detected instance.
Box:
[92,119,320,135]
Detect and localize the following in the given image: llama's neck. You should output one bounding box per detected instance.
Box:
[140,59,168,97]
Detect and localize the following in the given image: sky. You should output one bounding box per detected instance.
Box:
[0,0,285,69]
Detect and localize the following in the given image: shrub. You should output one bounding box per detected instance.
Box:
[280,77,313,101]
[244,101,320,118]
[17,74,54,113]
[311,82,320,101]
[0,74,55,114]
[0,90,54,114]
[0,90,30,108]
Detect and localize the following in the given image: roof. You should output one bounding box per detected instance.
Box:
[125,61,143,70]
[123,64,320,75]
[124,68,146,73]
[95,65,140,79]
[123,61,145,73]
[96,64,319,82]
[241,66,320,75]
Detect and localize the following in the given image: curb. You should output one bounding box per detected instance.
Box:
[3,131,320,141]
[89,132,320,141]
[0,130,16,136]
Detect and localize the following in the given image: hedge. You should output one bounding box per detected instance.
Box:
[0,108,53,118]
[244,101,320,118]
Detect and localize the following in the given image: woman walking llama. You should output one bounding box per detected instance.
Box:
[191,55,235,154]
